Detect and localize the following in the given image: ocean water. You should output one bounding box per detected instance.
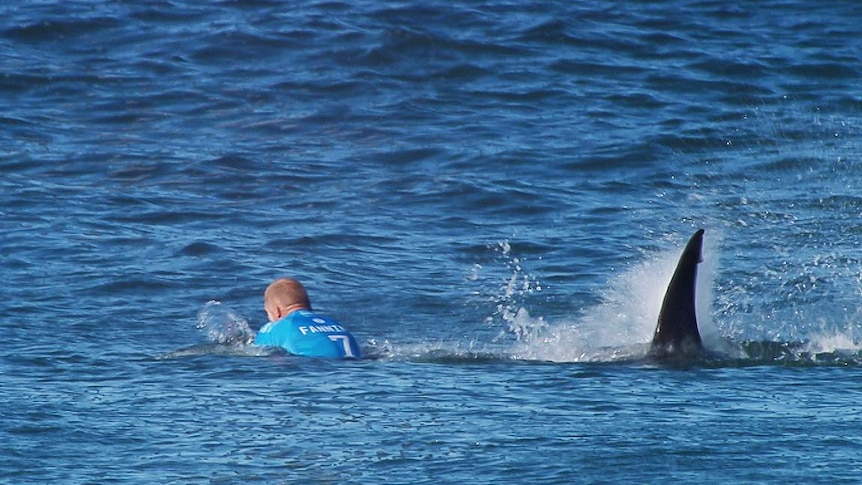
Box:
[2,0,862,483]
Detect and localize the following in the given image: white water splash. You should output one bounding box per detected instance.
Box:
[506,231,724,362]
[804,330,862,355]
[485,240,546,332]
[196,300,256,345]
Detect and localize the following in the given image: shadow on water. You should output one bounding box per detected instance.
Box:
[377,340,862,369]
[160,337,862,370]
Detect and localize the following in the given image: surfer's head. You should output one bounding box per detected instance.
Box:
[264,278,312,322]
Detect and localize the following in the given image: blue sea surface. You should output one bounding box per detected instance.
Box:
[2,1,862,483]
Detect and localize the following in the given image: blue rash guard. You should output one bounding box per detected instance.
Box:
[254,309,361,359]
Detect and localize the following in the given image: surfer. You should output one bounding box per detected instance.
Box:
[254,278,362,359]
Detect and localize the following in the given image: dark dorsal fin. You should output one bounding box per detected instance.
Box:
[649,229,705,358]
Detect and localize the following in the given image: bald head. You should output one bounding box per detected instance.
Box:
[264,278,311,322]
